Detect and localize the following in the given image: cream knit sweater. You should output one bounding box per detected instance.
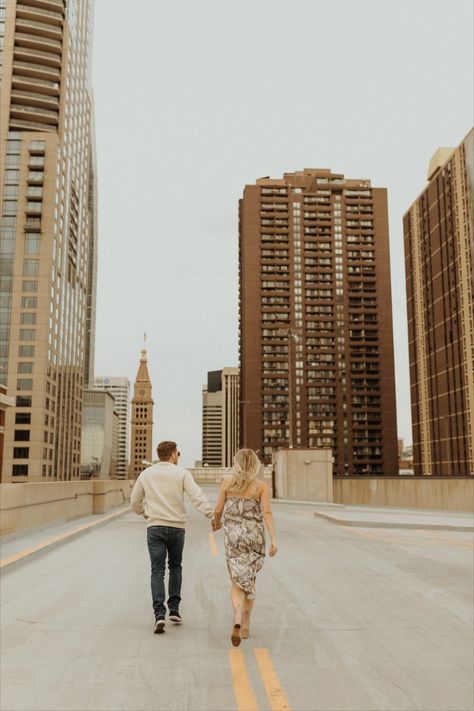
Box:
[130,461,213,528]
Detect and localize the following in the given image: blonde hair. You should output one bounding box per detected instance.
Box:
[226,448,260,496]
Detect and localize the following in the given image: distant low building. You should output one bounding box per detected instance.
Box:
[403,445,413,461]
[398,438,405,460]
[399,443,414,475]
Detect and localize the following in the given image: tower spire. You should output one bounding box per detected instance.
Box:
[129,343,154,478]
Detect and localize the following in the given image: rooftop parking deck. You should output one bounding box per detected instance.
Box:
[1,488,473,711]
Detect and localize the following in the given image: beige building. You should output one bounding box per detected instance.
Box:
[80,389,117,480]
[93,377,130,479]
[404,128,473,476]
[129,349,153,479]
[202,368,239,467]
[111,409,119,479]
[0,0,97,481]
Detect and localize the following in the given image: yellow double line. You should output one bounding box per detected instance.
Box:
[228,648,292,711]
[208,533,291,709]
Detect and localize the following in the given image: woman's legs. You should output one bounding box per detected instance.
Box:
[230,583,245,647]
[241,596,254,638]
[231,583,245,625]
[243,598,254,616]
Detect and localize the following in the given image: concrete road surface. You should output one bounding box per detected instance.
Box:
[1,489,473,711]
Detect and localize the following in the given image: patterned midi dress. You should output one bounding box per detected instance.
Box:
[223,495,266,600]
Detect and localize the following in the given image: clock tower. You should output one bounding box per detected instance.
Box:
[129,348,154,478]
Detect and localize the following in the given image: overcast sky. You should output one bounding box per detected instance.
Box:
[92,0,473,468]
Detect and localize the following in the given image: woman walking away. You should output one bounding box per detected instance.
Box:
[213,448,277,647]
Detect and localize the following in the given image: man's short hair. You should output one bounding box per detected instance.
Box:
[157,440,177,461]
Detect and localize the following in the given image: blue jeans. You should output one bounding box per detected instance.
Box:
[147,526,185,619]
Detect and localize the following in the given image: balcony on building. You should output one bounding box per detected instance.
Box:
[10,104,58,126]
[12,73,60,97]
[9,118,56,132]
[14,45,61,68]
[16,1,64,26]
[15,18,63,42]
[13,60,60,83]
[11,91,59,117]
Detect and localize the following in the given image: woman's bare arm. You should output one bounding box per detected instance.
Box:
[260,483,277,556]
[213,478,229,530]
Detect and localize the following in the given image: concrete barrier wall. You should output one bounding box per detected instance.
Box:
[92,480,132,514]
[333,476,474,512]
[0,480,133,535]
[275,449,333,502]
[191,465,272,485]
[190,467,233,484]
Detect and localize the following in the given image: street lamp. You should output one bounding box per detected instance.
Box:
[276,327,301,449]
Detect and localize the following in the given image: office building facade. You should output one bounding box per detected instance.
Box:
[202,367,239,467]
[0,0,97,481]
[80,389,117,479]
[93,377,130,479]
[404,129,473,476]
[239,169,398,475]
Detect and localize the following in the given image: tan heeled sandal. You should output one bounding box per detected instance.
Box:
[241,612,250,639]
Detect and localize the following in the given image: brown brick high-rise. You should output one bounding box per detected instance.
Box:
[404,129,473,476]
[239,169,398,476]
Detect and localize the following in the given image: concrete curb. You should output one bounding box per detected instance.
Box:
[0,505,131,573]
[271,498,345,508]
[313,510,474,531]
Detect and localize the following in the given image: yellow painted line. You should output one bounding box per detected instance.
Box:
[208,532,218,557]
[228,649,259,711]
[0,505,130,569]
[254,648,292,711]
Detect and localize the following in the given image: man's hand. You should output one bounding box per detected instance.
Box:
[211,519,222,532]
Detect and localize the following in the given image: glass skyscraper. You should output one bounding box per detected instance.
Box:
[0,0,97,481]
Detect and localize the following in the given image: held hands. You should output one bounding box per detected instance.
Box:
[269,541,278,557]
[211,519,222,532]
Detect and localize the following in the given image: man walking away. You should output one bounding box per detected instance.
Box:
[131,440,214,633]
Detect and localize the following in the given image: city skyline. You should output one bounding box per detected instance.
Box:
[90,0,473,466]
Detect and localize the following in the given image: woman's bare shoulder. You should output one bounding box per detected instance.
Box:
[220,475,233,490]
